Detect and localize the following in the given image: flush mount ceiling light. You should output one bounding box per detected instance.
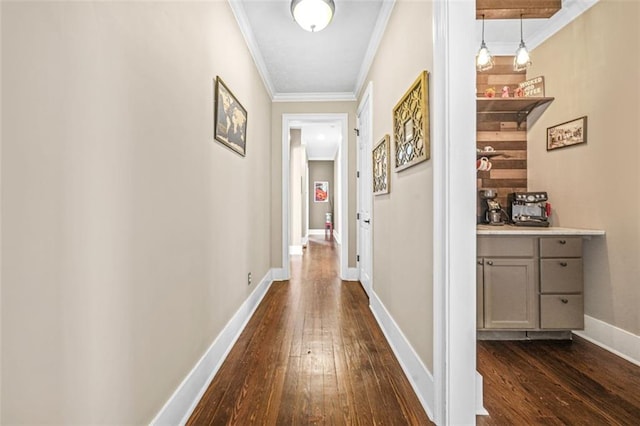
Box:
[476,14,494,72]
[291,0,335,32]
[513,14,532,71]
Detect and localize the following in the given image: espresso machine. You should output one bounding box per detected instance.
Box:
[507,192,551,227]
[479,189,507,225]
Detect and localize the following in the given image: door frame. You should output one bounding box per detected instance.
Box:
[356,83,373,297]
[281,113,350,280]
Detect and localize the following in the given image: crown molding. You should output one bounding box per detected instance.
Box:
[486,0,599,55]
[272,92,357,103]
[353,0,396,98]
[228,0,276,99]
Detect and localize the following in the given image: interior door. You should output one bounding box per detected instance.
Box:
[357,88,373,297]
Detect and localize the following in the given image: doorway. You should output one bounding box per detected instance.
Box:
[281,113,350,281]
[356,84,373,297]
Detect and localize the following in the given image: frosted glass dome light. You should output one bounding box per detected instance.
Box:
[291,0,335,33]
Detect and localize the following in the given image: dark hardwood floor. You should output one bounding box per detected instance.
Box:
[478,336,640,425]
[187,236,432,425]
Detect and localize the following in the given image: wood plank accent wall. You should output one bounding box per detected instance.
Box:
[477,57,527,218]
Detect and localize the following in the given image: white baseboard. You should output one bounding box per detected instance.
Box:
[342,267,359,282]
[289,245,303,255]
[476,371,489,415]
[332,230,341,245]
[369,291,435,421]
[302,235,309,246]
[150,269,275,425]
[308,229,328,236]
[574,315,640,367]
[271,268,287,281]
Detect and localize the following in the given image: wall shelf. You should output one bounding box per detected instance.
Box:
[477,97,555,127]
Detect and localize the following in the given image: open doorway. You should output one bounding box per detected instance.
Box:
[281,113,350,280]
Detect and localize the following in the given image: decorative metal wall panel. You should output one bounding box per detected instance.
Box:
[393,71,430,171]
[373,134,390,195]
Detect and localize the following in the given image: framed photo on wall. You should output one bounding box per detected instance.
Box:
[214,76,248,156]
[547,116,587,151]
[314,181,329,202]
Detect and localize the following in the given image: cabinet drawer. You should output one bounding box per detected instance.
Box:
[540,237,582,258]
[540,295,584,329]
[540,259,583,293]
[478,237,537,257]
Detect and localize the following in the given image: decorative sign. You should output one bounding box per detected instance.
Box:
[518,76,545,97]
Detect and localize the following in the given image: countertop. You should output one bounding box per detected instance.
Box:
[477,224,605,236]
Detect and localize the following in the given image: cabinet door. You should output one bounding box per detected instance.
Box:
[477,259,484,329]
[484,258,537,329]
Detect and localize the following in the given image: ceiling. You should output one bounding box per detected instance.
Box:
[230,0,599,101]
[244,0,599,163]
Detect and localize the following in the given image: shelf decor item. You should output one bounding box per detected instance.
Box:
[314,181,329,202]
[547,116,587,151]
[372,134,391,195]
[393,71,430,172]
[214,76,248,156]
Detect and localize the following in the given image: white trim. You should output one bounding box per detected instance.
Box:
[227,0,275,98]
[306,156,336,161]
[271,268,287,282]
[432,0,478,424]
[302,235,309,247]
[574,315,640,367]
[332,230,341,245]
[486,0,600,55]
[353,0,396,96]
[273,92,356,102]
[308,229,326,236]
[282,114,350,282]
[476,372,489,415]
[289,245,303,256]
[369,291,435,421]
[344,268,359,282]
[150,269,275,426]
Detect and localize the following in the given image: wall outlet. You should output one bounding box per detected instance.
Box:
[248,272,252,286]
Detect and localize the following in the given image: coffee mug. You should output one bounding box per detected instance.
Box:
[476,157,492,171]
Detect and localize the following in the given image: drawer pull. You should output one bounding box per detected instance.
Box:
[559,240,567,245]
[486,260,493,266]
[560,298,569,304]
[560,262,568,267]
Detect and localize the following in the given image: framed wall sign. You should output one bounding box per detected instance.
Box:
[214,76,248,156]
[547,116,587,151]
[393,71,430,171]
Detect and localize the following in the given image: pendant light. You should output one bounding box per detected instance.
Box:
[291,0,335,33]
[513,14,532,71]
[476,14,494,72]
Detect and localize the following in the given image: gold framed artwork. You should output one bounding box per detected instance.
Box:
[392,71,430,171]
[373,134,390,195]
[214,76,248,156]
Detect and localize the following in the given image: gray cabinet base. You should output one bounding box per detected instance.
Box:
[477,330,573,340]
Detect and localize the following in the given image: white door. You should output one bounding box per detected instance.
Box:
[357,85,373,297]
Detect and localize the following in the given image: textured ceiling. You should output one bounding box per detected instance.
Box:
[231,0,598,101]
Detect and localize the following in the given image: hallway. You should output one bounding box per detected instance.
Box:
[187,236,432,424]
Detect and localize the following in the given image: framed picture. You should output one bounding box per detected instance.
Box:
[314,181,329,203]
[547,116,587,151]
[214,76,248,156]
[393,71,430,171]
[373,134,390,195]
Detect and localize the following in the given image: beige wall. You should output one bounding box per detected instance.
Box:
[309,161,334,229]
[528,0,640,335]
[271,102,357,267]
[290,129,303,246]
[359,0,434,370]
[1,2,271,424]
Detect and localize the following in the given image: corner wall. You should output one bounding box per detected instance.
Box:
[527,0,640,338]
[1,2,272,423]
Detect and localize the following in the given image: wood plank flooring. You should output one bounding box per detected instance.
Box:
[478,337,640,425]
[187,236,432,425]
